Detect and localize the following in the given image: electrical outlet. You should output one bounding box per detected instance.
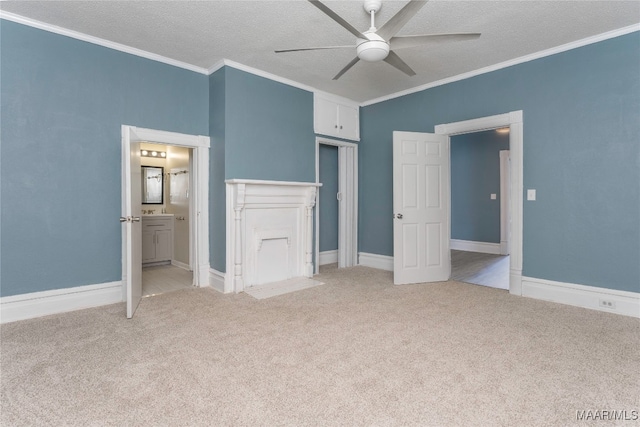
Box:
[599,299,616,309]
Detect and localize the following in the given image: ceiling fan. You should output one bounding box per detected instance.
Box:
[276,0,480,80]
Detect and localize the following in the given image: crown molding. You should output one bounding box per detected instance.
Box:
[360,24,640,107]
[1,11,348,103]
[0,11,210,75]
[207,59,357,106]
[217,59,318,94]
[3,10,637,108]
[207,59,226,75]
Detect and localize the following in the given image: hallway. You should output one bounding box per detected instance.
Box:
[451,250,509,290]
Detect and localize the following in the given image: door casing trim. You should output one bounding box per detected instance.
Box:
[314,137,358,273]
[121,125,211,297]
[435,111,523,295]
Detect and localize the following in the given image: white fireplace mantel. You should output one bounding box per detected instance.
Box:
[224,179,321,293]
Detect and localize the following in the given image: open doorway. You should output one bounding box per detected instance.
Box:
[139,142,193,297]
[314,137,358,274]
[435,111,524,295]
[121,125,210,318]
[449,129,510,290]
[317,144,339,269]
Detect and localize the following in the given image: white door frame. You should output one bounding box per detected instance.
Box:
[499,150,511,256]
[121,125,211,295]
[314,136,358,273]
[435,111,523,295]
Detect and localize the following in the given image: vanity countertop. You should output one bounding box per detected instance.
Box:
[142,214,174,218]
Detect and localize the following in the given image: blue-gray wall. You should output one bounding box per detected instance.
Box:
[224,67,315,182]
[2,19,638,297]
[360,31,640,293]
[319,145,339,252]
[0,20,208,297]
[208,66,317,272]
[451,130,510,243]
[209,68,226,272]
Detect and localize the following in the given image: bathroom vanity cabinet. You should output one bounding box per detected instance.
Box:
[142,215,174,264]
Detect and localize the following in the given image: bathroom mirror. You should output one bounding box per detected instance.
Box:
[142,166,164,204]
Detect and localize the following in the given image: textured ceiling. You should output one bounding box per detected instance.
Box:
[2,1,639,103]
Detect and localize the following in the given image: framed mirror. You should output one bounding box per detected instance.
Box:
[142,166,164,204]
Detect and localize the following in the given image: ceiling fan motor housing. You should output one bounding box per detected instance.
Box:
[357,32,390,62]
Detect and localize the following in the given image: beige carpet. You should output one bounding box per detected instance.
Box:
[1,265,639,426]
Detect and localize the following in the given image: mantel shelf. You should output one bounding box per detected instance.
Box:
[225,179,322,187]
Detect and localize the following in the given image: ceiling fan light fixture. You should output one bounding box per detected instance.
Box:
[357,41,390,62]
[357,33,389,62]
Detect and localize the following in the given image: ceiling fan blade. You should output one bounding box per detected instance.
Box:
[275,46,354,53]
[307,0,367,39]
[390,33,481,50]
[384,51,416,77]
[333,57,361,80]
[377,0,429,41]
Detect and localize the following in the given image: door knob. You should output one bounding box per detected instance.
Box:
[119,216,141,223]
[396,213,403,219]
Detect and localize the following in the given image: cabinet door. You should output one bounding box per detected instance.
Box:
[337,103,360,141]
[155,229,172,262]
[314,96,338,137]
[142,230,156,262]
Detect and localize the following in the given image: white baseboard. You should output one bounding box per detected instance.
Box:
[171,260,191,271]
[355,253,637,318]
[209,269,226,293]
[0,281,123,324]
[319,250,338,265]
[358,252,394,271]
[451,239,501,255]
[500,240,510,256]
[522,276,639,318]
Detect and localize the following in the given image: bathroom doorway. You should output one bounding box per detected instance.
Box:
[121,125,210,317]
[139,142,194,296]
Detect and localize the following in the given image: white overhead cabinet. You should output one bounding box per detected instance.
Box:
[314,93,360,141]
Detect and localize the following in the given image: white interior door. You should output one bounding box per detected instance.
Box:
[123,137,143,318]
[393,131,450,285]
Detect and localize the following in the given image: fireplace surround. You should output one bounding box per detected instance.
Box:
[225,179,321,293]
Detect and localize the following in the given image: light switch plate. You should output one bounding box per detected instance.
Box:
[527,189,536,201]
[490,193,497,200]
